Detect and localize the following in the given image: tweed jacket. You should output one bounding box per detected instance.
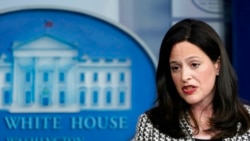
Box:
[135,105,250,141]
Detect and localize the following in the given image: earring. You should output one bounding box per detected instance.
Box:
[216,71,219,76]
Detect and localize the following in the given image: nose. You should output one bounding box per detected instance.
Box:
[181,67,192,82]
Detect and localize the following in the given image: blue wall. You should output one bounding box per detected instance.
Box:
[232,0,250,101]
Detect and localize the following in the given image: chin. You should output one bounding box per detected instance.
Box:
[183,98,201,105]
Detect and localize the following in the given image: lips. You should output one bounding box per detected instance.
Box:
[182,85,197,95]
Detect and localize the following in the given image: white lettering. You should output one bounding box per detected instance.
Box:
[71,116,128,130]
[4,117,62,130]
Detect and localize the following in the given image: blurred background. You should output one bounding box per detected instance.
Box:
[2,0,249,99]
[0,0,230,60]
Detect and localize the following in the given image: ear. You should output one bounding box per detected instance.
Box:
[215,56,221,76]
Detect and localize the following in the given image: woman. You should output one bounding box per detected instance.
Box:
[135,19,250,140]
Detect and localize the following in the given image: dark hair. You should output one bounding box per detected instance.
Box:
[147,19,250,139]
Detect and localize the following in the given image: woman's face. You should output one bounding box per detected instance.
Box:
[169,41,220,106]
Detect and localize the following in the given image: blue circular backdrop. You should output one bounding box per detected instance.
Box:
[0,9,156,141]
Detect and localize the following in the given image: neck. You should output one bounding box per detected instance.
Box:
[189,103,214,139]
[191,102,213,118]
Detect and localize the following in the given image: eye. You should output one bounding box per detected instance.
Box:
[191,62,200,68]
[170,65,180,72]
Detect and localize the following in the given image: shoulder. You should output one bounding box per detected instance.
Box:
[136,107,161,128]
[135,108,164,139]
[135,112,170,140]
[243,104,250,114]
[135,113,153,140]
[135,107,168,133]
[136,113,151,126]
[135,107,162,129]
[135,107,163,125]
[135,111,187,140]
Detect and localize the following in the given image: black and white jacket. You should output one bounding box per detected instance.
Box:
[135,105,250,141]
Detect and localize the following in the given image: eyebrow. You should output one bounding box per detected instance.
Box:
[169,56,201,64]
[169,61,179,65]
